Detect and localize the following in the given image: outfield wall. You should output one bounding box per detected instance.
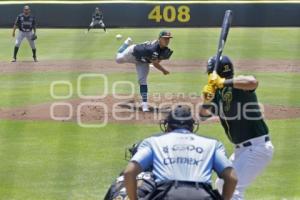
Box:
[0,1,300,27]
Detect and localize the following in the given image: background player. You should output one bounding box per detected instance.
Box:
[116,31,173,112]
[124,105,237,200]
[200,56,274,200]
[87,7,106,32]
[12,5,37,62]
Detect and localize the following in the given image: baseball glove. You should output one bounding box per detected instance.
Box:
[159,48,173,60]
[31,34,37,41]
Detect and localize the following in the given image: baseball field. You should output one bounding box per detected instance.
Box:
[0,28,299,200]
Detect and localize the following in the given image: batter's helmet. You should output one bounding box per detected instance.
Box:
[160,105,198,133]
[207,55,234,79]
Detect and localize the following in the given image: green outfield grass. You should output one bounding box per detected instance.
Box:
[0,119,299,199]
[0,28,299,60]
[0,71,299,108]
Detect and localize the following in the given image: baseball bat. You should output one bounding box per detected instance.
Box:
[213,10,233,72]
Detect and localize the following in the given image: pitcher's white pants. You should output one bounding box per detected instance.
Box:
[116,45,149,85]
[216,135,274,200]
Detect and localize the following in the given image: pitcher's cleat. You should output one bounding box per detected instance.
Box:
[124,37,133,45]
[142,102,150,112]
[118,37,133,53]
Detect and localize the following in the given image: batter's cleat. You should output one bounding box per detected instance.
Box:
[11,58,16,62]
[142,102,150,112]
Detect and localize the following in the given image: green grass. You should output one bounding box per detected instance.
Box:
[1,28,300,60]
[0,71,299,108]
[0,119,299,199]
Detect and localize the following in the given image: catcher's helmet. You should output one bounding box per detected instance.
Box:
[160,105,198,132]
[207,55,234,79]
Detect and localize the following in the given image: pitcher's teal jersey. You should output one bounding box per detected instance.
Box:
[131,129,232,183]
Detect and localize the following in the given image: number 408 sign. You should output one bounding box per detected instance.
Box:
[148,5,191,23]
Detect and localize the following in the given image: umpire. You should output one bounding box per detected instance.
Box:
[124,105,237,200]
[12,5,37,62]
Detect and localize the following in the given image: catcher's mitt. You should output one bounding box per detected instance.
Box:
[31,34,37,41]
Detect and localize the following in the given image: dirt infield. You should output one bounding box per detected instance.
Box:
[0,59,299,124]
[0,95,300,125]
[1,59,300,74]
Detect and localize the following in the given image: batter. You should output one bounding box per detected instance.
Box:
[200,55,274,200]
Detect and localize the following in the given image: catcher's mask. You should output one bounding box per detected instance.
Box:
[160,105,199,133]
[207,55,234,79]
[125,142,141,161]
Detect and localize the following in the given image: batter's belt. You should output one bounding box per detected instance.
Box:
[235,135,270,148]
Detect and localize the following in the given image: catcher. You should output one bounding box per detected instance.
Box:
[200,56,274,200]
[104,143,155,200]
[12,5,37,62]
